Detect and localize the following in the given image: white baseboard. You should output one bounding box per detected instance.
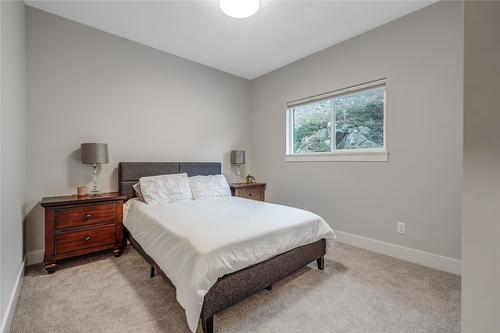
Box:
[25,235,461,274]
[334,230,461,275]
[0,257,25,333]
[26,249,44,266]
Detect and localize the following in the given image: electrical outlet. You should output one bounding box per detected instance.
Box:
[397,222,406,234]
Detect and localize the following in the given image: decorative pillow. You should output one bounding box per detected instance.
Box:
[139,173,193,204]
[132,182,145,201]
[188,174,231,200]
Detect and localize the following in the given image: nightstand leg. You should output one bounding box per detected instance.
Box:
[45,262,58,274]
[112,249,122,257]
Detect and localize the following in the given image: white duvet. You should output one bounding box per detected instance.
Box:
[124,196,335,332]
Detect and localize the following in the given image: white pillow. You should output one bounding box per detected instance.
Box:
[139,173,193,204]
[189,174,231,200]
[132,182,145,201]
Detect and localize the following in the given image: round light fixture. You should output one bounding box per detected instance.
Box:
[220,0,260,19]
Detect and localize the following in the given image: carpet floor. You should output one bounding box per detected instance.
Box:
[10,242,460,333]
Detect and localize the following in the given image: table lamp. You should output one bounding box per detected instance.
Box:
[231,150,245,183]
[81,143,108,196]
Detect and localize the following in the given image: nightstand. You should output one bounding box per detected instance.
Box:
[41,192,127,273]
[230,183,266,201]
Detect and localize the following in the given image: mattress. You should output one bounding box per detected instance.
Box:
[124,196,335,332]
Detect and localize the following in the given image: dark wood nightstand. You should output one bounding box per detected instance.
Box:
[230,183,266,201]
[41,192,127,273]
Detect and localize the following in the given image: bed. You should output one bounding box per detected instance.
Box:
[118,162,335,333]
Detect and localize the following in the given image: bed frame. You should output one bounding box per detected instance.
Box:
[118,162,326,333]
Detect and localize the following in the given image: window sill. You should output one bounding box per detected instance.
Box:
[285,150,388,162]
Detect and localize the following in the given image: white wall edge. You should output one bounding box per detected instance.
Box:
[334,230,462,275]
[0,257,25,333]
[26,249,44,266]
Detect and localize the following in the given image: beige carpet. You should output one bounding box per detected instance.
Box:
[10,243,460,333]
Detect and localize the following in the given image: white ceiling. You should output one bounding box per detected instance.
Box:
[25,0,436,79]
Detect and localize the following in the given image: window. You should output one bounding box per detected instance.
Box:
[286,80,387,161]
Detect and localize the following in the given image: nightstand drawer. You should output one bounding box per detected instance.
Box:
[236,187,264,201]
[55,225,116,255]
[55,203,116,229]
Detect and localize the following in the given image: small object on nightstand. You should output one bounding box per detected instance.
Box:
[245,175,255,184]
[77,186,88,197]
[230,182,266,201]
[41,192,127,274]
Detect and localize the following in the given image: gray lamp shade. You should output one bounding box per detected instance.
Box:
[231,150,245,165]
[81,143,109,164]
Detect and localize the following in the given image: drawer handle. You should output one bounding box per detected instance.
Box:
[84,213,92,220]
[84,236,92,241]
[248,193,253,196]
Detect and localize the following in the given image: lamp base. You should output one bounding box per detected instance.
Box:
[88,164,102,196]
[235,165,242,183]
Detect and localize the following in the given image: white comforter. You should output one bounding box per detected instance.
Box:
[124,196,335,332]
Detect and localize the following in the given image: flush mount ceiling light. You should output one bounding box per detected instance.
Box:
[220,0,260,19]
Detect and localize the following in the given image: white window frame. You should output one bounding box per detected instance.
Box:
[285,79,388,162]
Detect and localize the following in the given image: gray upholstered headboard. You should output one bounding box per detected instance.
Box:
[118,162,222,200]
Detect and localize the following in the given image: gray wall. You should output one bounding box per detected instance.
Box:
[0,0,26,328]
[26,8,251,257]
[25,3,464,265]
[462,1,500,331]
[250,1,463,259]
